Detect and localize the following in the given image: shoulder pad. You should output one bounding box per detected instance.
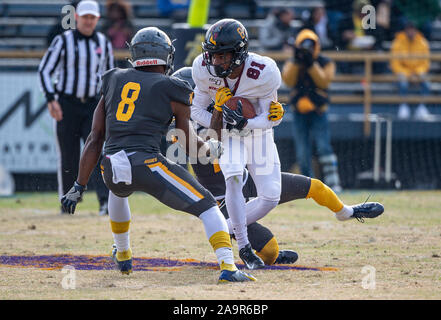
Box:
[169,76,193,91]
[191,54,207,85]
[255,55,281,94]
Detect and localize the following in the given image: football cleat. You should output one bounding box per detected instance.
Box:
[111,244,132,275]
[239,244,265,270]
[218,269,257,283]
[351,202,384,223]
[274,250,299,264]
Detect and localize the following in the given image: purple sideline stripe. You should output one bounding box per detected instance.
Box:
[0,255,337,272]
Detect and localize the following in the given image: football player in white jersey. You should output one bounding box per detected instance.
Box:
[191,19,284,269]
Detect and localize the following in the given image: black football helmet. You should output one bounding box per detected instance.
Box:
[201,19,249,78]
[128,27,175,75]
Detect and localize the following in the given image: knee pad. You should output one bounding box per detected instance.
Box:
[259,183,281,203]
[260,198,279,212]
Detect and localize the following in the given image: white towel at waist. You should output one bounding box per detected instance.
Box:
[109,150,132,185]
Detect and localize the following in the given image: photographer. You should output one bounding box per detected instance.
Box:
[282,29,342,192]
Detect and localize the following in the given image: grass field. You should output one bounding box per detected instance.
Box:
[0,190,440,300]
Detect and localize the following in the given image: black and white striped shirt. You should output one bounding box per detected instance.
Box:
[39,29,114,102]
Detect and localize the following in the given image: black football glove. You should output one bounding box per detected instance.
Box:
[61,181,86,214]
[223,99,248,131]
[206,100,215,114]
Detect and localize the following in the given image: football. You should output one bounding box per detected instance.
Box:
[225,96,257,119]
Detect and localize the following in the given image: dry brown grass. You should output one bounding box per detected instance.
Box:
[0,191,440,300]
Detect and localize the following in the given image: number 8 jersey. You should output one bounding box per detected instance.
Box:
[191,52,282,133]
[101,67,193,155]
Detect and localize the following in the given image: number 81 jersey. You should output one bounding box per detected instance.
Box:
[101,67,193,155]
[191,52,282,126]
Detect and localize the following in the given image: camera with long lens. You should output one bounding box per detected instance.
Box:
[295,39,315,65]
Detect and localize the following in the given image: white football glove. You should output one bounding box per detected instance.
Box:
[227,127,252,137]
[206,138,224,159]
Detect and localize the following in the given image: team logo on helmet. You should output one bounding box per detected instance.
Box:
[209,35,217,45]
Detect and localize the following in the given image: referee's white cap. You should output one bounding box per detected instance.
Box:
[76,0,100,17]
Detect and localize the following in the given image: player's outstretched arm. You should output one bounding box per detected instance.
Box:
[173,101,205,154]
[210,108,223,141]
[172,101,223,160]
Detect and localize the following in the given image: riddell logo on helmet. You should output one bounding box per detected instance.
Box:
[135,59,158,66]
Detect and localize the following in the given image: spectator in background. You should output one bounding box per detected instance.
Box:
[157,0,190,19]
[335,0,383,73]
[103,0,134,49]
[302,5,333,50]
[214,0,257,20]
[336,0,377,51]
[103,0,134,68]
[281,29,342,193]
[372,0,393,47]
[391,21,431,119]
[324,0,352,46]
[393,0,441,40]
[259,8,295,51]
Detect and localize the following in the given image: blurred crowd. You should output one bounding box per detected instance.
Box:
[48,0,441,62]
[258,0,441,52]
[45,0,440,121]
[258,0,440,119]
[47,0,135,51]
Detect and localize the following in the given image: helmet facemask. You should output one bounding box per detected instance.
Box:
[202,47,246,78]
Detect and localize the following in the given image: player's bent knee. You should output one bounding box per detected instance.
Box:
[256,237,279,265]
[260,183,281,203]
[262,198,279,211]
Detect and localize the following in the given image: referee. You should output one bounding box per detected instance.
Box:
[38,0,113,215]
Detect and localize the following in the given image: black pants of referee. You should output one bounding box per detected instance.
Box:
[56,94,108,207]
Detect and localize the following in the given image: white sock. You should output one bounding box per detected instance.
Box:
[108,191,131,222]
[199,206,229,237]
[108,192,131,251]
[232,222,249,249]
[335,205,354,221]
[215,247,235,265]
[225,176,249,249]
[199,206,236,267]
[113,232,130,252]
[225,198,279,234]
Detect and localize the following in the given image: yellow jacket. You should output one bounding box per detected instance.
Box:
[390,31,430,76]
